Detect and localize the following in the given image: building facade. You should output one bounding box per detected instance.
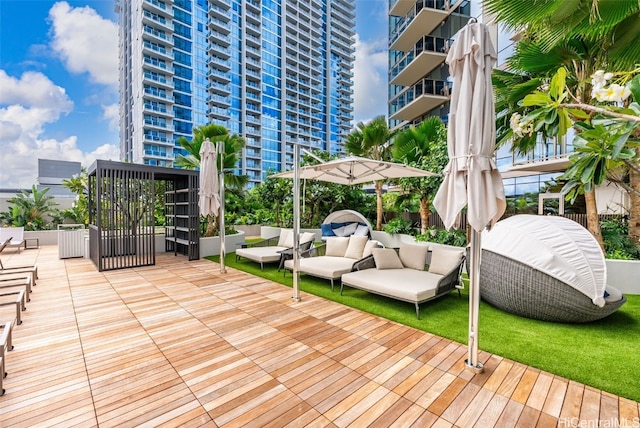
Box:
[117,0,355,187]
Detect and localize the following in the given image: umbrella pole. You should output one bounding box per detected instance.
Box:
[292,144,301,301]
[218,141,226,274]
[466,228,483,373]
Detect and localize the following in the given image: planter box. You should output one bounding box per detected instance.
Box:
[199,230,245,258]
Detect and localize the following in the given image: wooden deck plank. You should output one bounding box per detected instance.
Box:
[0,247,636,427]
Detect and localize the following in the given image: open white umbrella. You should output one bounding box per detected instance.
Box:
[199,138,226,273]
[433,20,506,372]
[271,155,437,185]
[272,151,437,301]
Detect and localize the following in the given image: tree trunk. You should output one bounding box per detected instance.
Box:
[375,181,383,231]
[584,189,604,250]
[629,150,640,245]
[419,198,430,235]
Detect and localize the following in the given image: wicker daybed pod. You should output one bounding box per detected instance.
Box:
[479,215,626,323]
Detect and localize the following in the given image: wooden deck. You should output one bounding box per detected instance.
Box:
[0,246,638,427]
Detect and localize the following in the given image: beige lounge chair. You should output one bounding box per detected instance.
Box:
[0,238,38,286]
[236,229,316,270]
[0,228,26,253]
[0,321,13,395]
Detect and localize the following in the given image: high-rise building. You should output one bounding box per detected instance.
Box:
[387,0,474,131]
[117,0,355,187]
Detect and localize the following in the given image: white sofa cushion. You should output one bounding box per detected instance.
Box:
[429,248,464,275]
[284,256,355,280]
[372,248,404,270]
[342,269,442,302]
[236,246,288,264]
[300,232,316,244]
[343,222,358,236]
[344,235,368,260]
[399,242,429,271]
[362,240,381,258]
[353,224,369,236]
[277,229,293,248]
[325,237,349,257]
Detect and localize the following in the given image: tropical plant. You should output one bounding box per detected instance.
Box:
[485,0,640,248]
[343,116,397,231]
[175,123,248,236]
[59,169,89,226]
[415,226,467,247]
[382,217,414,235]
[0,185,58,230]
[392,117,448,234]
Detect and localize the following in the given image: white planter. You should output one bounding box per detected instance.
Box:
[606,259,640,295]
[199,230,246,258]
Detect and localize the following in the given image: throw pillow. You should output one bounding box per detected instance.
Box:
[277,229,292,247]
[372,248,404,270]
[321,223,335,237]
[398,242,429,271]
[325,237,350,257]
[300,232,316,244]
[343,222,358,236]
[428,248,464,275]
[353,224,369,236]
[344,235,369,259]
[362,240,380,258]
[332,226,347,237]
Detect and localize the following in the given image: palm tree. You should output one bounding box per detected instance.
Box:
[343,116,397,230]
[392,117,448,234]
[485,0,640,248]
[175,124,248,236]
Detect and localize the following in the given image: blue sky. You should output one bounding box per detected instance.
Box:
[0,1,389,189]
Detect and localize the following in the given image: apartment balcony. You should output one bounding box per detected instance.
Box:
[210,0,230,7]
[143,26,173,46]
[206,94,230,108]
[208,16,230,34]
[331,0,355,20]
[143,0,172,18]
[245,33,260,48]
[208,68,231,84]
[143,88,173,103]
[208,3,229,21]
[390,0,453,52]
[142,11,171,32]
[143,149,172,159]
[208,30,230,47]
[390,35,451,86]
[207,106,228,120]
[245,0,259,13]
[144,118,172,131]
[143,134,173,146]
[389,0,415,16]
[143,102,173,117]
[208,43,231,60]
[142,72,172,89]
[245,21,260,37]
[389,78,450,122]
[207,81,231,96]
[143,44,172,63]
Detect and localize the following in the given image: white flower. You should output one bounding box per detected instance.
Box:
[510,113,534,138]
[594,84,631,103]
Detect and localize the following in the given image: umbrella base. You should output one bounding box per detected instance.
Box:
[464,359,484,374]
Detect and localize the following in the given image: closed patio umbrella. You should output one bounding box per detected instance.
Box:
[199,138,225,273]
[272,152,437,301]
[433,20,506,372]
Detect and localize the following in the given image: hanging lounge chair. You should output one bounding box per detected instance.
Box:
[479,215,626,323]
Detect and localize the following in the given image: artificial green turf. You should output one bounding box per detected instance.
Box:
[208,253,640,402]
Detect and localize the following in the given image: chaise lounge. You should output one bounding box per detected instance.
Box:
[480,215,627,323]
[341,242,466,318]
[235,228,316,270]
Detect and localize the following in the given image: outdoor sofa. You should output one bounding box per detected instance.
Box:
[320,209,372,241]
[340,243,466,319]
[235,228,316,270]
[283,235,382,290]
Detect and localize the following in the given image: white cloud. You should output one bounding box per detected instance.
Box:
[101,103,120,131]
[48,1,118,86]
[0,70,118,189]
[353,33,389,124]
